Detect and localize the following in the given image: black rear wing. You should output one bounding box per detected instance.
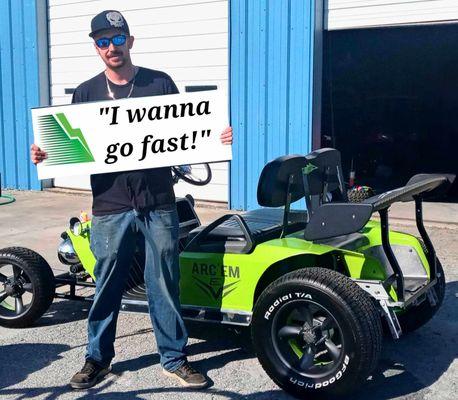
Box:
[304,173,455,303]
[372,174,454,302]
[304,173,455,241]
[362,174,455,211]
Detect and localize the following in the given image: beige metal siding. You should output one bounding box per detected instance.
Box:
[326,0,458,30]
[48,0,229,202]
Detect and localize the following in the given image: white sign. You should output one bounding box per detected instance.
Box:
[31,90,231,180]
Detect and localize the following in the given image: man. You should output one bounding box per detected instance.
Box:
[31,10,232,390]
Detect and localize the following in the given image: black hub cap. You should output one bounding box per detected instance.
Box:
[0,264,33,318]
[272,300,344,379]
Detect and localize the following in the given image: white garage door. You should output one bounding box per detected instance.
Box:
[326,0,458,30]
[48,0,229,203]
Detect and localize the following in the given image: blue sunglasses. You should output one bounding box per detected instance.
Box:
[95,34,126,49]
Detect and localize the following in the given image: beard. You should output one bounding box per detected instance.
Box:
[104,51,126,69]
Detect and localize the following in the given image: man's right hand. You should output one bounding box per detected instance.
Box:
[30,144,47,164]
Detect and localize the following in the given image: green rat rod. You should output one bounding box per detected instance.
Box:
[0,149,454,398]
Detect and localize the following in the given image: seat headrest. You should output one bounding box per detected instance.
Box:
[304,148,343,196]
[257,155,307,207]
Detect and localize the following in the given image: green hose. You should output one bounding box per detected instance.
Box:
[0,194,15,205]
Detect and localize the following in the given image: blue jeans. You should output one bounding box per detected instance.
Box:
[86,207,188,372]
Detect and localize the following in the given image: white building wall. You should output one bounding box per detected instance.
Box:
[48,0,229,202]
[326,0,458,30]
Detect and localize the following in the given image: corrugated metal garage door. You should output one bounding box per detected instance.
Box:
[0,0,46,191]
[48,0,229,203]
[229,0,318,210]
[326,0,458,30]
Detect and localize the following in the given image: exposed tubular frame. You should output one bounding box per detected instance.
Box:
[378,195,437,304]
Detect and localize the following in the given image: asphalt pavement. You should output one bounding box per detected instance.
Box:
[0,190,457,400]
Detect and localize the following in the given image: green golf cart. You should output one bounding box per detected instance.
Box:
[0,148,454,397]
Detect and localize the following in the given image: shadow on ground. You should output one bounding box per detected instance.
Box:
[112,321,254,387]
[0,343,70,390]
[35,297,91,327]
[352,280,458,400]
[0,282,456,399]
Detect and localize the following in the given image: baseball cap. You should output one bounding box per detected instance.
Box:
[89,10,130,38]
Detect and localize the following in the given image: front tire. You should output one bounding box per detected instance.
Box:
[251,267,382,398]
[0,247,55,328]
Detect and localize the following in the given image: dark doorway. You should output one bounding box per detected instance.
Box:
[321,23,458,200]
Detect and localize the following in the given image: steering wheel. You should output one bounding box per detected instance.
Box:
[172,164,212,186]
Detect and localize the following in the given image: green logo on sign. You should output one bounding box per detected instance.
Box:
[302,163,318,175]
[38,113,95,166]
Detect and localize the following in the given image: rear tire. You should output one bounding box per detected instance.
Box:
[0,247,55,328]
[398,259,445,333]
[251,267,382,398]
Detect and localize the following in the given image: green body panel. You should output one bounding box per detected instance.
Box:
[179,220,429,311]
[68,218,429,312]
[355,220,429,302]
[180,238,337,312]
[358,220,430,276]
[67,221,96,279]
[337,221,430,302]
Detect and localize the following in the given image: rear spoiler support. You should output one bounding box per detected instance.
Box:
[380,195,439,303]
[414,196,437,281]
[379,208,405,301]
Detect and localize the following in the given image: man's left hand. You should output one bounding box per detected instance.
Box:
[220,126,233,145]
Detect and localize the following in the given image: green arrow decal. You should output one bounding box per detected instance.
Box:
[302,163,318,175]
[193,276,240,300]
[38,113,95,166]
[55,113,92,155]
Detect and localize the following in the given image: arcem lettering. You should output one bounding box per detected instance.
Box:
[191,263,240,278]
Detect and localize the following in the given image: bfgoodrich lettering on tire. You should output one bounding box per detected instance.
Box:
[252,267,382,398]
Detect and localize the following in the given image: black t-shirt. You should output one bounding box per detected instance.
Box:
[72,67,178,216]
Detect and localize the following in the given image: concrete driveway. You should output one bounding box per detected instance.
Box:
[0,190,457,399]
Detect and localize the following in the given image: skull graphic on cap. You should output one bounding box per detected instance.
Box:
[106,11,124,28]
